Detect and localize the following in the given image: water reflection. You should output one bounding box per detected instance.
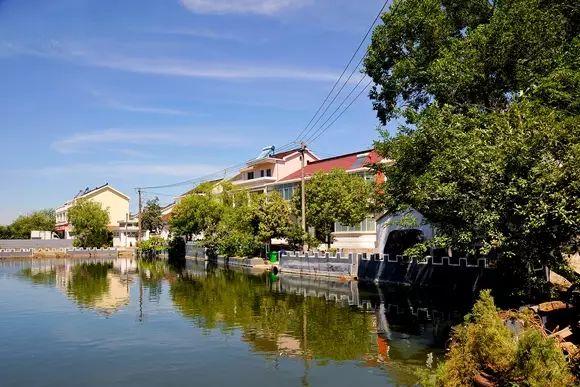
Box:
[9,257,470,384]
[18,258,137,315]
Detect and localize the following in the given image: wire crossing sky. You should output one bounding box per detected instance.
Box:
[0,0,395,223]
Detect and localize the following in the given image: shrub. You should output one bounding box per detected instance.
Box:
[420,290,574,386]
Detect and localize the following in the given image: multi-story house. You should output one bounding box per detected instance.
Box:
[267,149,383,251]
[55,183,130,244]
[229,146,319,193]
[173,146,383,251]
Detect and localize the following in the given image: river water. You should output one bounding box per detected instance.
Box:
[0,257,471,386]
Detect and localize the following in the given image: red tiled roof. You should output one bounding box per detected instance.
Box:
[278,149,381,182]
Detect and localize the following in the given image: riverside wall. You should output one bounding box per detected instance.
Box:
[278,251,496,290]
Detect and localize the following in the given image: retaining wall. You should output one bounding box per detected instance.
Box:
[357,253,495,289]
[278,251,360,278]
[185,242,206,259]
[0,239,73,249]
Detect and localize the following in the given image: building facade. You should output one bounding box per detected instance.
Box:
[267,149,383,252]
[55,183,131,245]
[229,146,319,193]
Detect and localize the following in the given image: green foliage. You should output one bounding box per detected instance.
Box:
[251,192,293,245]
[420,290,574,386]
[364,0,579,123]
[4,209,55,239]
[138,235,167,253]
[212,201,261,257]
[169,192,223,238]
[293,169,372,246]
[68,200,111,248]
[365,0,580,291]
[141,197,163,234]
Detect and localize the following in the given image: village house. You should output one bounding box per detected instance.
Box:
[170,146,384,251]
[55,183,130,246]
[267,149,383,251]
[229,146,319,193]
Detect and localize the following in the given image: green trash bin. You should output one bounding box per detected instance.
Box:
[268,251,278,263]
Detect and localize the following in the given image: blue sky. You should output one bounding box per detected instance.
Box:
[0,0,392,223]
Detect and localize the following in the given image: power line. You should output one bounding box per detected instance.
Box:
[136,140,300,191]
[308,79,373,145]
[302,73,368,144]
[294,0,390,143]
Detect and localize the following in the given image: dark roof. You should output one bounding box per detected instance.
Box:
[271,148,302,159]
[74,183,109,199]
[278,149,380,182]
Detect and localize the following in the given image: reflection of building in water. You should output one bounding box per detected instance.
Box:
[24,258,135,315]
[275,274,360,306]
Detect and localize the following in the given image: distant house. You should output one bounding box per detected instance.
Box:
[55,183,130,245]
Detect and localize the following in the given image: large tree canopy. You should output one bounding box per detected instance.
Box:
[365,0,579,122]
[364,0,579,289]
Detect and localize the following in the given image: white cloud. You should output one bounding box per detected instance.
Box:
[179,0,310,15]
[92,54,341,82]
[106,102,193,116]
[51,128,246,154]
[34,162,226,178]
[1,40,341,82]
[155,28,249,43]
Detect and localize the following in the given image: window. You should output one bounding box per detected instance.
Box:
[271,183,296,201]
[266,169,272,177]
[247,171,254,180]
[260,170,265,177]
[334,217,376,232]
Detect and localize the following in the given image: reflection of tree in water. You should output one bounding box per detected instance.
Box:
[67,263,112,308]
[169,270,375,361]
[138,260,166,302]
[19,268,56,286]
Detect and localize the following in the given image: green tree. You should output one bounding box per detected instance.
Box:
[68,199,111,248]
[251,192,293,247]
[293,169,372,247]
[364,0,579,123]
[8,209,55,239]
[169,193,223,239]
[364,0,580,289]
[141,197,163,234]
[213,202,260,257]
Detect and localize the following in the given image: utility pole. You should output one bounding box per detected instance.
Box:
[300,142,307,252]
[137,188,142,245]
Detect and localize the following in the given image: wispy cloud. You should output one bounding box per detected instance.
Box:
[34,162,226,178]
[1,40,342,82]
[87,89,197,116]
[105,102,194,116]
[154,28,250,43]
[51,128,246,154]
[179,0,311,15]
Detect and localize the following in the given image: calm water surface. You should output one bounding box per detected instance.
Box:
[0,257,468,386]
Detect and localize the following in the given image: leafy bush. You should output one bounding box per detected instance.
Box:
[138,235,167,254]
[420,290,574,386]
